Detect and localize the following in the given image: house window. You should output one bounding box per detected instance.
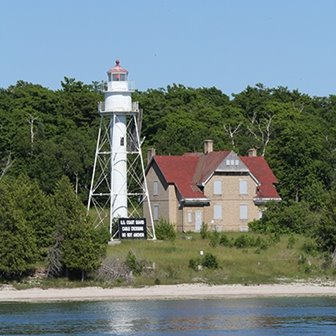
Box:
[235,159,239,166]
[153,205,159,220]
[213,180,222,195]
[153,181,159,196]
[230,159,235,165]
[187,211,193,223]
[214,204,222,220]
[239,180,248,195]
[240,204,248,220]
[226,159,230,166]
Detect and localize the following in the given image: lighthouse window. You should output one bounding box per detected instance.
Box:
[120,137,124,146]
[112,73,127,81]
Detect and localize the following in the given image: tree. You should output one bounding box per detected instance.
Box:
[10,174,54,258]
[48,176,107,279]
[62,221,107,281]
[0,180,37,278]
[315,186,336,254]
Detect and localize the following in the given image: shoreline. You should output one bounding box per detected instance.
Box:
[1,283,336,302]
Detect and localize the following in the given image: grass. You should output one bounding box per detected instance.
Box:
[9,232,336,289]
[103,232,336,286]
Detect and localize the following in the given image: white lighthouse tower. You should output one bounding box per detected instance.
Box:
[87,60,155,240]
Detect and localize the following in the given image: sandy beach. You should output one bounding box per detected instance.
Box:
[0,283,336,302]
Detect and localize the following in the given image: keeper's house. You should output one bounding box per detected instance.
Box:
[144,140,281,232]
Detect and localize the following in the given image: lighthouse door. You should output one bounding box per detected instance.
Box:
[195,210,203,232]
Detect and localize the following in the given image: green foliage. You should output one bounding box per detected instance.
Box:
[125,251,143,276]
[62,221,106,281]
[209,230,220,247]
[188,257,200,271]
[287,235,296,249]
[200,223,209,239]
[201,253,219,269]
[219,233,233,247]
[234,234,256,249]
[249,201,319,234]
[189,252,219,270]
[47,176,107,280]
[155,219,176,241]
[0,181,38,279]
[2,79,336,279]
[315,186,336,254]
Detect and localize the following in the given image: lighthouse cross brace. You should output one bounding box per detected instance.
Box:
[87,61,156,241]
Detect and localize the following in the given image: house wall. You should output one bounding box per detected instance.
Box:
[145,164,263,233]
[143,165,179,228]
[179,206,205,232]
[203,173,260,231]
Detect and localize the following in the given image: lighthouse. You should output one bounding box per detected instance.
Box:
[87,60,155,240]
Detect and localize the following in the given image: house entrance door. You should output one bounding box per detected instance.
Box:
[195,210,203,232]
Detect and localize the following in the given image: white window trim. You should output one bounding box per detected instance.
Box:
[153,181,159,196]
[187,211,193,223]
[213,204,222,220]
[240,204,248,220]
[239,179,248,195]
[213,180,222,195]
[153,204,159,220]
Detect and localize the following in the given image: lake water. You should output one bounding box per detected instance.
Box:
[0,297,335,335]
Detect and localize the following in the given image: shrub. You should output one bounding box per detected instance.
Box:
[301,240,318,256]
[200,223,209,239]
[95,256,132,283]
[201,253,219,269]
[209,230,220,247]
[189,258,201,271]
[234,234,255,249]
[249,201,318,235]
[125,251,143,276]
[287,235,296,249]
[155,219,176,241]
[219,234,233,247]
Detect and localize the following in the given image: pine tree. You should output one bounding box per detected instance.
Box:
[0,181,37,278]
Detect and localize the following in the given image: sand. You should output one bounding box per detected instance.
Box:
[0,283,336,302]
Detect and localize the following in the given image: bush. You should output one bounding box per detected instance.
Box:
[125,251,143,276]
[249,201,318,235]
[200,223,209,239]
[155,219,176,241]
[189,258,199,271]
[287,235,296,249]
[201,253,219,269]
[234,234,255,249]
[219,234,233,247]
[209,230,220,247]
[301,240,318,256]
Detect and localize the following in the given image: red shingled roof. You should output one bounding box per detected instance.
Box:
[193,151,230,184]
[152,152,280,200]
[154,155,204,198]
[240,156,280,199]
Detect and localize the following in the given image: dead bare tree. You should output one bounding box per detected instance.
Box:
[0,152,14,180]
[28,114,38,154]
[247,114,274,156]
[223,123,241,149]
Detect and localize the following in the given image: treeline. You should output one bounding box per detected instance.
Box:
[1,79,336,276]
[0,174,108,280]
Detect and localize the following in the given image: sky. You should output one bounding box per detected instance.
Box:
[1,0,336,97]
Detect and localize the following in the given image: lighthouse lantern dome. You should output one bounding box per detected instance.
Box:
[107,60,128,82]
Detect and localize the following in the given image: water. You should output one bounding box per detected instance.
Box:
[0,297,335,335]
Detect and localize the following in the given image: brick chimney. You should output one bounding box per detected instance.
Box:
[204,140,213,154]
[147,147,156,165]
[248,148,257,157]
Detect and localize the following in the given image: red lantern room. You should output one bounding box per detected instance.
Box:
[107,60,128,82]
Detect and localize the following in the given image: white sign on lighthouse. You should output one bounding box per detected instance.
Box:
[87,60,155,240]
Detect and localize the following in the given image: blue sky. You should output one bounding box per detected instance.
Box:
[1,0,335,97]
